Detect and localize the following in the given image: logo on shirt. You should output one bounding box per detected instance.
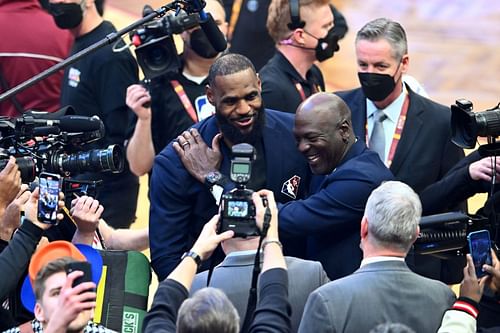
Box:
[67,67,81,88]
[281,175,301,199]
[195,95,215,121]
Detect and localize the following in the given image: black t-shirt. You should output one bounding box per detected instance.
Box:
[223,0,275,71]
[127,67,210,155]
[259,51,325,113]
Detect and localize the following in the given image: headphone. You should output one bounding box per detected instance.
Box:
[287,0,305,30]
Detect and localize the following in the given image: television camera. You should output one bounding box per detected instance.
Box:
[0,109,124,197]
[415,99,500,257]
[130,2,226,80]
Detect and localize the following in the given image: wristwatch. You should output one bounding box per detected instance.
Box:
[181,250,202,268]
[204,171,229,205]
[204,171,228,188]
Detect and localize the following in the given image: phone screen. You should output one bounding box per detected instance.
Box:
[38,173,61,224]
[468,230,493,278]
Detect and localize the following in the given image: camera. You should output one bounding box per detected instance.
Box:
[0,110,125,183]
[219,143,264,238]
[131,8,200,79]
[451,99,500,149]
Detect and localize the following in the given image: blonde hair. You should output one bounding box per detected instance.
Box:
[266,0,330,42]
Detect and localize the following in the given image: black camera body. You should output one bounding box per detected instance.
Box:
[0,112,124,183]
[451,99,500,149]
[131,9,200,79]
[219,143,261,238]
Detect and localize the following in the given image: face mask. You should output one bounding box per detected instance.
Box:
[358,63,401,102]
[189,29,219,59]
[304,28,339,62]
[48,2,84,30]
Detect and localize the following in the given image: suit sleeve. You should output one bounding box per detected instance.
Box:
[149,149,197,280]
[421,151,485,214]
[277,171,373,236]
[298,289,336,333]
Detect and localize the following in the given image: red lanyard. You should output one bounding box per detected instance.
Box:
[170,80,198,123]
[366,94,410,167]
[227,0,244,41]
[294,81,321,101]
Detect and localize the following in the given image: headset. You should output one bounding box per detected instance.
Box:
[287,0,305,30]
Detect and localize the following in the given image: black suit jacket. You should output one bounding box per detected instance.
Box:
[336,85,464,194]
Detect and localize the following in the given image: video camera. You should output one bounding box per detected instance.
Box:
[219,143,266,238]
[0,108,124,184]
[130,6,200,79]
[451,99,500,149]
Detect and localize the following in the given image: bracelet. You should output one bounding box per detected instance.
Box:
[262,238,282,251]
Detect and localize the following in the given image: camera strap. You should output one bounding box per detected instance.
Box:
[241,206,272,333]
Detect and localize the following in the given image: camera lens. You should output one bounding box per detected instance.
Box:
[52,145,124,175]
[0,157,36,183]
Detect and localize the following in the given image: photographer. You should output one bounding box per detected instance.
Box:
[143,190,292,333]
[125,0,228,177]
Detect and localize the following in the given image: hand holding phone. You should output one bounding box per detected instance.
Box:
[65,261,93,289]
[37,172,61,225]
[467,230,493,278]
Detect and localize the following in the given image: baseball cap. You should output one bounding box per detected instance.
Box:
[21,241,103,313]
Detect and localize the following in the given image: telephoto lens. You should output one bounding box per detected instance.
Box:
[0,156,36,183]
[49,144,125,175]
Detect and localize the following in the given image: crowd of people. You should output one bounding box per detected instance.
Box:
[0,0,499,332]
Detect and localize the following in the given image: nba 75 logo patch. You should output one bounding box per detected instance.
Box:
[281,175,301,199]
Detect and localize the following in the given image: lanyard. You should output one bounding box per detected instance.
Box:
[227,0,244,41]
[170,80,198,123]
[366,94,410,167]
[293,80,321,102]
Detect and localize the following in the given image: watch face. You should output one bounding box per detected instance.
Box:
[207,172,222,184]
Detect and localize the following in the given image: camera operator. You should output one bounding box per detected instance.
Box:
[125,0,228,177]
[47,0,139,230]
[143,190,292,333]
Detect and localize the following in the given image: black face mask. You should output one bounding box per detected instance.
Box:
[358,63,401,102]
[189,29,219,59]
[48,2,83,30]
[304,28,339,62]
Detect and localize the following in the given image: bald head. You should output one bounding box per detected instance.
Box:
[294,93,355,175]
[296,92,352,125]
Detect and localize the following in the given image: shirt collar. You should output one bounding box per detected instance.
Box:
[360,256,405,267]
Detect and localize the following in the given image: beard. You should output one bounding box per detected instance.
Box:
[216,105,266,146]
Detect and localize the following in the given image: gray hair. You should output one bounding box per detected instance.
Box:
[365,181,421,252]
[177,287,240,333]
[356,18,408,61]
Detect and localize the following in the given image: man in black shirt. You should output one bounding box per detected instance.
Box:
[48,0,139,229]
[259,0,338,113]
[125,0,228,177]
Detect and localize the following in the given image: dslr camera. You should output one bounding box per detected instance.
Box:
[219,143,265,238]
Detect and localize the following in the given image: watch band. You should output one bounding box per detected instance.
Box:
[181,250,202,267]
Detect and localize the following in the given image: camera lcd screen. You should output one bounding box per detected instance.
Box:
[227,200,248,217]
[232,162,250,174]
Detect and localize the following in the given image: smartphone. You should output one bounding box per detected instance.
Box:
[65,261,93,288]
[37,172,61,224]
[467,230,493,278]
